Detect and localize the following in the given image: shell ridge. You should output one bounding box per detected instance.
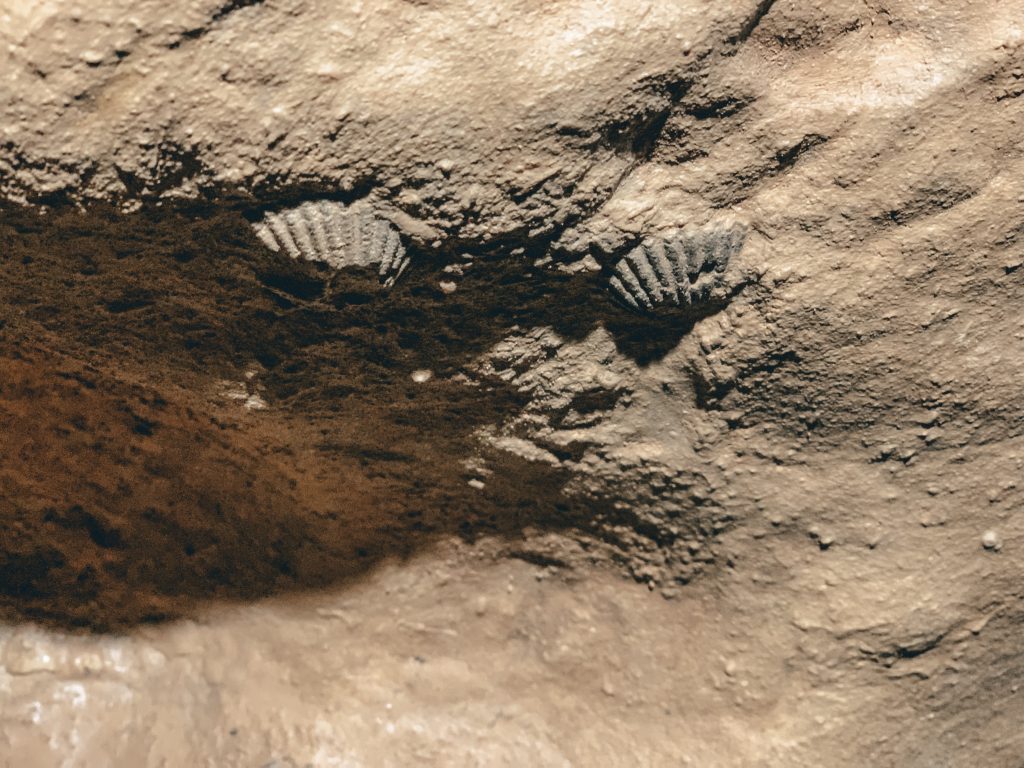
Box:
[265,212,301,260]
[253,222,280,252]
[608,220,747,313]
[650,240,680,305]
[283,208,316,261]
[682,230,702,277]
[319,201,344,256]
[698,226,721,274]
[379,227,400,276]
[252,200,410,288]
[615,258,654,308]
[302,202,333,264]
[609,276,640,309]
[368,216,388,269]
[625,243,663,305]
[663,237,692,300]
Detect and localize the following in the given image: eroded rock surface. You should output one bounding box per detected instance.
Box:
[2,0,1024,766]
[1,0,763,248]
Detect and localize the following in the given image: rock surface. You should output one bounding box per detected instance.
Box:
[2,0,1024,765]
[1,0,759,247]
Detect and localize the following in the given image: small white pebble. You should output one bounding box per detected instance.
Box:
[411,369,433,383]
[438,281,457,294]
[316,62,340,79]
[79,49,104,65]
[468,479,485,490]
[981,530,1002,551]
[243,394,268,411]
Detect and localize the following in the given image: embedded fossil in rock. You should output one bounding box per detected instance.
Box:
[252,200,411,287]
[608,221,748,312]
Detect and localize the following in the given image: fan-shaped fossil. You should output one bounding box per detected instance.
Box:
[608,221,747,312]
[252,200,410,287]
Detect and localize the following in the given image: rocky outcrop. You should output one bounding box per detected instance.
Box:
[2,0,1024,765]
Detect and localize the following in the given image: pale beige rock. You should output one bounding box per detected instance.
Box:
[0,0,760,246]
[3,0,1024,766]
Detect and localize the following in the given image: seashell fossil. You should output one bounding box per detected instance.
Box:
[608,221,748,312]
[252,200,410,287]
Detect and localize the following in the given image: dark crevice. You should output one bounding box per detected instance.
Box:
[168,0,265,49]
[730,0,779,44]
[873,183,980,228]
[601,102,676,160]
[507,551,570,569]
[775,134,829,173]
[687,95,754,121]
[704,133,830,207]
[859,632,948,665]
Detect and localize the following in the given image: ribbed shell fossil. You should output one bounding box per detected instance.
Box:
[252,200,410,287]
[608,221,747,312]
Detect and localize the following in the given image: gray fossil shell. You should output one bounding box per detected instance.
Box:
[252,200,410,287]
[608,221,747,312]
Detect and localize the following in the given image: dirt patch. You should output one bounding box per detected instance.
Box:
[0,203,668,630]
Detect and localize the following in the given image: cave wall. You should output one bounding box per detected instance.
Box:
[3,0,1024,764]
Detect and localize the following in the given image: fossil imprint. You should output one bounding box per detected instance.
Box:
[609,221,748,312]
[252,200,411,287]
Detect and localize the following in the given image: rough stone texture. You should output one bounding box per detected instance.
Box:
[0,0,759,248]
[3,0,1024,766]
